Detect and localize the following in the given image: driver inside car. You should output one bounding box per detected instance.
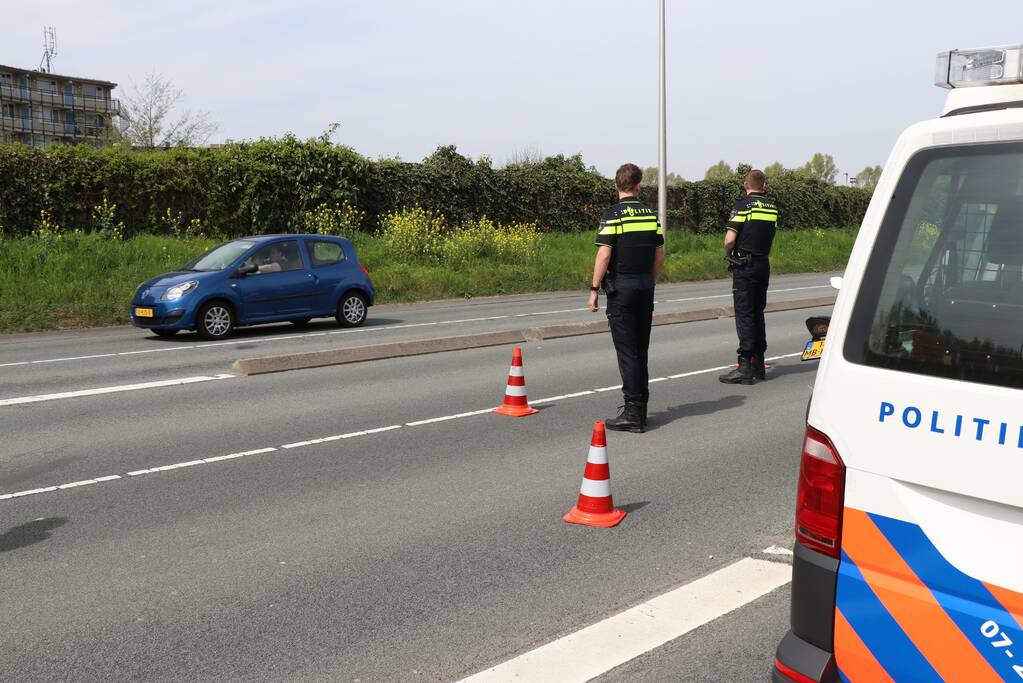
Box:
[257,245,287,273]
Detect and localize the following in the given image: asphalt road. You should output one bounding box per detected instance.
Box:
[0,272,835,400]
[0,305,829,681]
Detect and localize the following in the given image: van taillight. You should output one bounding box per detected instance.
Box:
[795,426,845,558]
[359,263,370,277]
[774,657,819,683]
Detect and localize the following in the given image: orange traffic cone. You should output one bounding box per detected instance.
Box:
[563,421,626,528]
[493,347,539,417]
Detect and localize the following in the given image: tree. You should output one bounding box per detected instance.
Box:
[641,167,685,186]
[117,72,219,148]
[318,121,343,145]
[505,144,544,166]
[704,160,733,181]
[763,161,787,177]
[801,153,838,184]
[856,165,883,191]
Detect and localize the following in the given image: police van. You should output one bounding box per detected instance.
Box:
[774,45,1023,682]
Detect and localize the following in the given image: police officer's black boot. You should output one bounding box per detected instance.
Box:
[606,402,644,433]
[718,356,755,385]
[751,355,766,381]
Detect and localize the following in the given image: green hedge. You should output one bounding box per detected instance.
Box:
[0,138,871,237]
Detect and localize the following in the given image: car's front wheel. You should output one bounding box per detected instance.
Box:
[197,301,235,340]
[336,291,367,328]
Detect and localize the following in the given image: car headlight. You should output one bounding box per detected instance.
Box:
[162,280,198,301]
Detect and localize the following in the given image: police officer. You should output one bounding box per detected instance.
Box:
[588,163,665,432]
[719,169,778,384]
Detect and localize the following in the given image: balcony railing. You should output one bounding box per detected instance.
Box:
[0,115,107,138]
[0,84,119,114]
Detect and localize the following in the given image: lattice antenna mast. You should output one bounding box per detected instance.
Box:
[40,26,57,73]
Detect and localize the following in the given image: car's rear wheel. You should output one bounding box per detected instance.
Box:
[290,318,312,327]
[336,291,367,328]
[152,328,179,337]
[197,301,234,340]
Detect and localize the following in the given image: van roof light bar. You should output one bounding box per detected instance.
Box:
[936,45,1023,89]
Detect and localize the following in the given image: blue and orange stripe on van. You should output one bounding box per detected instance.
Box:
[835,508,1023,682]
[833,607,895,683]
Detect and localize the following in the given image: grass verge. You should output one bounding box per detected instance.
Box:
[0,228,856,333]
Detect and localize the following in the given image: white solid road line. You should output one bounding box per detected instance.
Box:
[459,558,792,683]
[0,373,235,407]
[0,352,808,501]
[0,285,831,369]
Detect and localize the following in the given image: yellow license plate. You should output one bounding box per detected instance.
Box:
[135,307,154,318]
[801,339,825,361]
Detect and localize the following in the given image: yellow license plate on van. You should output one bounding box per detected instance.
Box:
[135,307,154,318]
[801,339,825,361]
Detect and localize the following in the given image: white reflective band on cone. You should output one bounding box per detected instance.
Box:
[586,445,608,465]
[580,478,612,498]
[504,385,527,397]
[508,366,524,377]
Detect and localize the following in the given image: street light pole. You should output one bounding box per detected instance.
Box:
[658,0,667,243]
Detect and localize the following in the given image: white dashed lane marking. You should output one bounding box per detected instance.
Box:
[0,352,806,502]
[0,285,830,369]
[280,424,403,449]
[0,475,122,499]
[0,374,235,406]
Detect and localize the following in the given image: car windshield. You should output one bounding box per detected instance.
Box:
[182,240,256,272]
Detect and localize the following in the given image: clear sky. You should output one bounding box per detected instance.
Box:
[10,1,1023,180]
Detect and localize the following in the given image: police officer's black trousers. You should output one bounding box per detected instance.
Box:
[732,257,770,359]
[606,281,655,405]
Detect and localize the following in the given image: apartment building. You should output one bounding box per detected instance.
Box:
[0,64,118,146]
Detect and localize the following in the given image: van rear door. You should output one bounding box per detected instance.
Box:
[814,140,1023,681]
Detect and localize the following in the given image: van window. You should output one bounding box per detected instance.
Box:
[845,144,1023,389]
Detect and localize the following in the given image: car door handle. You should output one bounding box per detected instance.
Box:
[308,273,319,283]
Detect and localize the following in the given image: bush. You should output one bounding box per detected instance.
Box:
[443,217,542,266]
[0,140,870,238]
[177,217,221,241]
[91,196,125,240]
[302,201,366,236]
[638,170,872,233]
[379,206,447,262]
[441,216,490,265]
[379,208,543,267]
[0,136,371,238]
[491,221,542,264]
[33,208,63,239]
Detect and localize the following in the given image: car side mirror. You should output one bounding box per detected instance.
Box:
[829,276,843,291]
[234,263,258,277]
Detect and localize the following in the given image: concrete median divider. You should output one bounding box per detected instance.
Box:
[231,294,836,376]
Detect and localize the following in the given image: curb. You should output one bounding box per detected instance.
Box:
[231,294,836,376]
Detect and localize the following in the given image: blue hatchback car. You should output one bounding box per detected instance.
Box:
[130,235,375,340]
